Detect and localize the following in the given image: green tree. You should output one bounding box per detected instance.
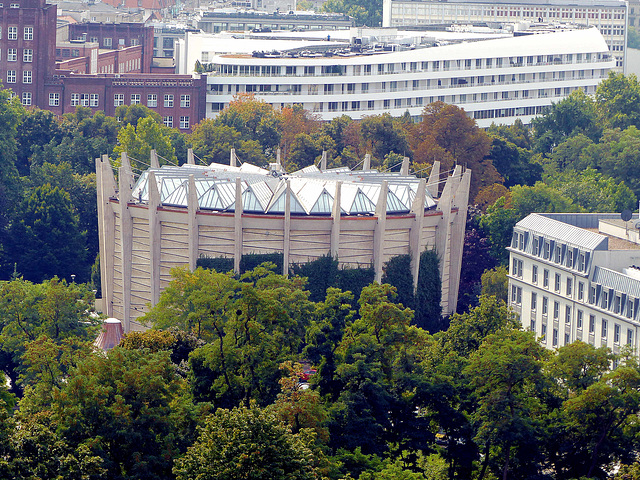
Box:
[465,329,548,480]
[321,0,381,26]
[15,108,63,175]
[173,403,317,480]
[113,116,176,171]
[480,266,508,303]
[596,72,640,130]
[360,113,410,164]
[48,348,201,480]
[0,277,96,396]
[531,90,601,154]
[6,184,87,282]
[115,103,162,127]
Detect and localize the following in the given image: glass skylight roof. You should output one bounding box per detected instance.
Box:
[128,160,438,216]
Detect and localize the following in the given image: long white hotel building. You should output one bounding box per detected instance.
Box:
[509,214,640,354]
[177,26,615,127]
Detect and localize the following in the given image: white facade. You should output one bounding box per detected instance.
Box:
[186,27,614,127]
[508,214,640,355]
[383,0,628,72]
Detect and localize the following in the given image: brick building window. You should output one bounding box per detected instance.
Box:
[114,94,124,107]
[49,93,59,106]
[21,92,31,106]
[7,48,16,61]
[6,70,16,83]
[147,94,157,107]
[179,116,190,129]
[164,94,174,107]
[104,38,112,47]
[22,70,31,84]
[81,94,90,107]
[163,116,173,127]
[71,93,80,106]
[8,26,17,40]
[131,94,141,105]
[180,94,190,107]
[24,27,33,40]
[23,48,32,62]
[90,94,99,107]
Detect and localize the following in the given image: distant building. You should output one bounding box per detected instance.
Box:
[180,26,615,127]
[96,153,470,332]
[194,10,355,34]
[508,213,640,354]
[383,0,628,72]
[69,22,155,73]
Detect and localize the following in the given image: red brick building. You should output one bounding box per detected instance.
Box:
[45,74,206,132]
[1,3,205,131]
[68,22,154,73]
[0,0,56,108]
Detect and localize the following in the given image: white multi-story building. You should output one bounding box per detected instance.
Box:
[508,213,640,355]
[176,26,615,127]
[383,0,628,72]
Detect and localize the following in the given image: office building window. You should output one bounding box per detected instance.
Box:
[578,282,585,301]
[589,315,595,334]
[71,93,79,106]
[163,116,173,127]
[23,48,32,62]
[179,116,190,129]
[49,93,59,107]
[131,94,141,105]
[627,298,635,319]
[553,301,559,319]
[511,285,522,305]
[147,94,157,107]
[566,278,573,296]
[22,70,31,84]
[577,310,583,329]
[8,26,17,40]
[24,26,33,40]
[555,273,561,292]
[21,92,31,106]
[542,296,548,316]
[543,269,549,288]
[164,94,174,107]
[7,48,16,61]
[532,265,538,284]
[180,94,190,107]
[602,319,608,338]
[565,332,570,345]
[114,94,124,107]
[530,319,536,332]
[531,292,537,310]
[628,329,634,346]
[614,323,620,344]
[541,323,547,340]
[565,305,571,323]
[90,94,99,107]
[6,70,16,83]
[553,328,558,346]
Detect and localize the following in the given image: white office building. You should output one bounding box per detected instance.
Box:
[508,213,640,354]
[177,26,615,127]
[383,0,628,72]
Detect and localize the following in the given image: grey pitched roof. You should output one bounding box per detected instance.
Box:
[515,214,608,251]
[592,266,640,298]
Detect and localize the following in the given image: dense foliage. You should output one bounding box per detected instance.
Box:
[2,74,640,479]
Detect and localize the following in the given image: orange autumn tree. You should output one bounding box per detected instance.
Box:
[409,102,501,200]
